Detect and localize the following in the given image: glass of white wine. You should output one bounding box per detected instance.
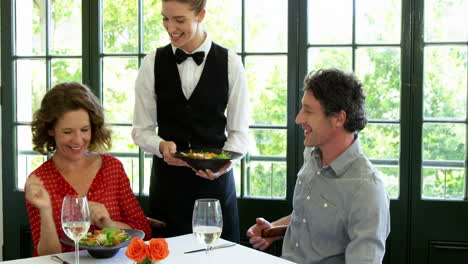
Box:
[192,198,223,255]
[61,195,91,264]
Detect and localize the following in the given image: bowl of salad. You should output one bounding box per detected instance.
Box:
[60,227,144,259]
[173,148,242,172]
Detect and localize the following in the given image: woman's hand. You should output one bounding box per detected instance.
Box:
[159,141,189,167]
[89,201,113,229]
[25,174,52,210]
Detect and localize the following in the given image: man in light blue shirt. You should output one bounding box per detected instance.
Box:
[247,68,390,264]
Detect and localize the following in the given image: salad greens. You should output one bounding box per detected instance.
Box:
[180,150,231,159]
[79,227,131,247]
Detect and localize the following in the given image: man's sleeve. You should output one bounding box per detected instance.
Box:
[345,178,391,264]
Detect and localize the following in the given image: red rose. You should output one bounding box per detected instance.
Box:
[147,238,170,262]
[125,237,148,263]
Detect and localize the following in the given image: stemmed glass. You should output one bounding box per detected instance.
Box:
[61,195,91,264]
[192,199,223,255]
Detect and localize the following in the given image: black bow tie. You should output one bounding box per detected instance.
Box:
[174,48,205,65]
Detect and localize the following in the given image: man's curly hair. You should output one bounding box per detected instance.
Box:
[303,68,367,132]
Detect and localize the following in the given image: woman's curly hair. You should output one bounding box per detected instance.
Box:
[303,68,367,132]
[31,82,112,155]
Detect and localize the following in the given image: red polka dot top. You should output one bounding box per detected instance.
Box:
[25,154,152,256]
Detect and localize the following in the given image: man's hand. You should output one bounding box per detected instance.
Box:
[194,161,233,181]
[246,218,281,251]
[147,217,167,229]
[159,141,189,167]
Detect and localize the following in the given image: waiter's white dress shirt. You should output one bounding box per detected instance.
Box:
[132,33,249,158]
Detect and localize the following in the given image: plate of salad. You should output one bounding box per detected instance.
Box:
[60,227,144,259]
[173,148,242,172]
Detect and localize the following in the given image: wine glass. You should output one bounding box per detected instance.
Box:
[61,195,91,264]
[192,198,223,255]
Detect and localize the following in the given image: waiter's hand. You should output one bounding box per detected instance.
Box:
[160,141,189,167]
[194,161,232,181]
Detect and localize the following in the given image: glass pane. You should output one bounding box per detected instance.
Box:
[356,47,401,120]
[50,0,82,55]
[245,56,287,126]
[205,0,242,52]
[247,161,286,198]
[308,0,352,44]
[51,59,82,86]
[425,0,468,42]
[423,123,465,161]
[18,125,34,153]
[17,125,47,190]
[234,162,241,196]
[103,0,138,53]
[143,0,169,53]
[308,48,352,73]
[360,124,400,160]
[377,166,399,199]
[423,46,467,119]
[245,0,287,52]
[115,157,140,193]
[143,155,153,195]
[108,126,139,192]
[16,0,45,55]
[108,126,138,153]
[356,0,401,44]
[250,129,287,156]
[103,57,139,123]
[16,59,46,122]
[422,167,465,199]
[17,155,47,190]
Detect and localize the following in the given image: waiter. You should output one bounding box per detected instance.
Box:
[131,0,249,243]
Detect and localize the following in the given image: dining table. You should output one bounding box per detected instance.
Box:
[2,234,296,264]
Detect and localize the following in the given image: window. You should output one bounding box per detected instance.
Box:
[307,0,402,198]
[15,0,83,189]
[7,0,468,201]
[421,0,468,199]
[10,0,290,199]
[243,0,288,198]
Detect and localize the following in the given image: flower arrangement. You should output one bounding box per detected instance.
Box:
[126,237,170,264]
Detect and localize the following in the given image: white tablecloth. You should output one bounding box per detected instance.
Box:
[2,234,295,264]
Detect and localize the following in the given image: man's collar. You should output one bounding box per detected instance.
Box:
[328,134,362,177]
[311,134,362,178]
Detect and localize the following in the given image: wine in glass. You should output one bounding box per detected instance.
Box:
[61,195,91,264]
[192,198,223,254]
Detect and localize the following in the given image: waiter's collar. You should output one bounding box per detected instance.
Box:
[171,31,212,55]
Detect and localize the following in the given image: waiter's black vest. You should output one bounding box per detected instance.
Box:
[154,43,229,149]
[150,43,240,242]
